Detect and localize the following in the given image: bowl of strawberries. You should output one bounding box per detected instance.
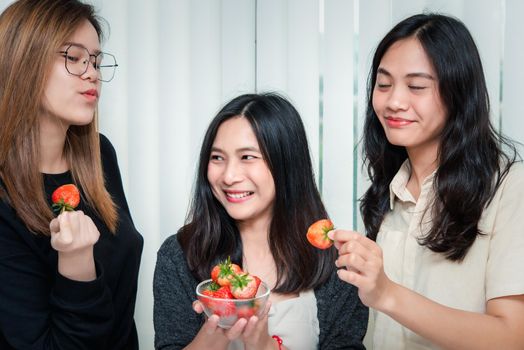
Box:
[196,257,270,329]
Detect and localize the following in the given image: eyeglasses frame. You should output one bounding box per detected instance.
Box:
[58,43,118,82]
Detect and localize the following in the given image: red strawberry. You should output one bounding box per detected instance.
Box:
[199,282,221,309]
[210,286,236,316]
[51,184,80,214]
[199,283,236,316]
[230,273,261,299]
[237,301,257,318]
[211,257,243,287]
[306,219,334,249]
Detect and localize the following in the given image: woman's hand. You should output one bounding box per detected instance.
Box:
[329,229,395,311]
[50,211,100,281]
[191,300,275,350]
[229,301,273,350]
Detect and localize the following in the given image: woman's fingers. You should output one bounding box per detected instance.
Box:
[49,211,100,253]
[337,239,375,263]
[329,229,357,245]
[337,267,366,287]
[50,212,74,250]
[241,300,272,337]
[225,318,248,340]
[330,229,382,256]
[203,315,220,335]
[192,300,204,313]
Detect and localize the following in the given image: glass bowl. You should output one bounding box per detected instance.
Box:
[196,278,270,328]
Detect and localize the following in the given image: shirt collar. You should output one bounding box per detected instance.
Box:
[389,159,437,209]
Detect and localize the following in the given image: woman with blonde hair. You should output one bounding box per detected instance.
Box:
[0,0,143,349]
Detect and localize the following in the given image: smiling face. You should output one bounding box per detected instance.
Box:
[207,116,276,228]
[41,19,101,130]
[372,36,447,160]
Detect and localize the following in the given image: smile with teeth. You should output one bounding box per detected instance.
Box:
[225,191,253,199]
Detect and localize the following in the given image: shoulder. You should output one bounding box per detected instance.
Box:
[154,233,199,297]
[157,234,185,262]
[158,234,184,258]
[97,133,124,193]
[491,161,524,203]
[480,161,524,233]
[99,133,118,165]
[501,161,524,186]
[155,234,193,283]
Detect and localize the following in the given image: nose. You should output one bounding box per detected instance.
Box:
[386,86,409,111]
[223,160,243,185]
[81,58,99,82]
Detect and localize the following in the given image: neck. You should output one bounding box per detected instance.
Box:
[406,145,439,185]
[39,112,69,174]
[238,215,272,255]
[238,217,277,288]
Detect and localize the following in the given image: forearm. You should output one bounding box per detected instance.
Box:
[380,283,524,349]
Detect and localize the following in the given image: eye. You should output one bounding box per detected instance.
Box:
[241,155,258,160]
[63,54,80,63]
[376,82,391,90]
[210,154,224,161]
[409,85,426,90]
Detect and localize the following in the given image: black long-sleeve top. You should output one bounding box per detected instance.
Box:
[0,134,143,349]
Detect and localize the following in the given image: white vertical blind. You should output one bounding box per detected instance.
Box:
[1,0,523,348]
[502,0,524,155]
[322,0,356,230]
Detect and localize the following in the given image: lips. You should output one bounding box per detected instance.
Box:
[384,116,414,127]
[81,89,99,101]
[224,190,254,202]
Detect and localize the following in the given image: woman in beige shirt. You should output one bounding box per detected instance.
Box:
[329,13,524,349]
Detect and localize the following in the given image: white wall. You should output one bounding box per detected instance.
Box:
[1,0,522,348]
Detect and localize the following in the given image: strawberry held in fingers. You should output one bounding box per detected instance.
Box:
[307,219,335,249]
[51,184,80,214]
[230,273,261,299]
[211,256,243,287]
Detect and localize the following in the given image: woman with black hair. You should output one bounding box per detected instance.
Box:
[154,93,368,349]
[330,13,524,349]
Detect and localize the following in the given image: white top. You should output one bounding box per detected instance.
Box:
[372,160,524,350]
[228,289,319,350]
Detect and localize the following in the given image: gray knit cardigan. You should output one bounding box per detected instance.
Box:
[153,235,368,349]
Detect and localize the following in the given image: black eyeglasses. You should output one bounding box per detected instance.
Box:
[58,44,118,82]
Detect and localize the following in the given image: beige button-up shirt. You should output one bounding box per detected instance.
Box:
[372,160,524,349]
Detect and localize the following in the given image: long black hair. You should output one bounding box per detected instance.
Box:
[360,13,519,261]
[178,92,336,293]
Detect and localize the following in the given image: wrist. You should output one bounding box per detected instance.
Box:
[271,335,283,350]
[376,280,401,314]
[57,248,96,281]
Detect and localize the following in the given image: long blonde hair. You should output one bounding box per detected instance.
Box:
[0,0,118,234]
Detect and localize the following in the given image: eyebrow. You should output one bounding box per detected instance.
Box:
[62,42,101,55]
[211,146,261,153]
[377,67,435,80]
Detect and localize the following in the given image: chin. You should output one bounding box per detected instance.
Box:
[224,209,251,222]
[384,134,410,147]
[69,114,95,126]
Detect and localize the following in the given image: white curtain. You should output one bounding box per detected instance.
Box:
[1,0,523,348]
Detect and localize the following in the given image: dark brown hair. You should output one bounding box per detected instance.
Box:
[178,93,336,293]
[361,13,518,260]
